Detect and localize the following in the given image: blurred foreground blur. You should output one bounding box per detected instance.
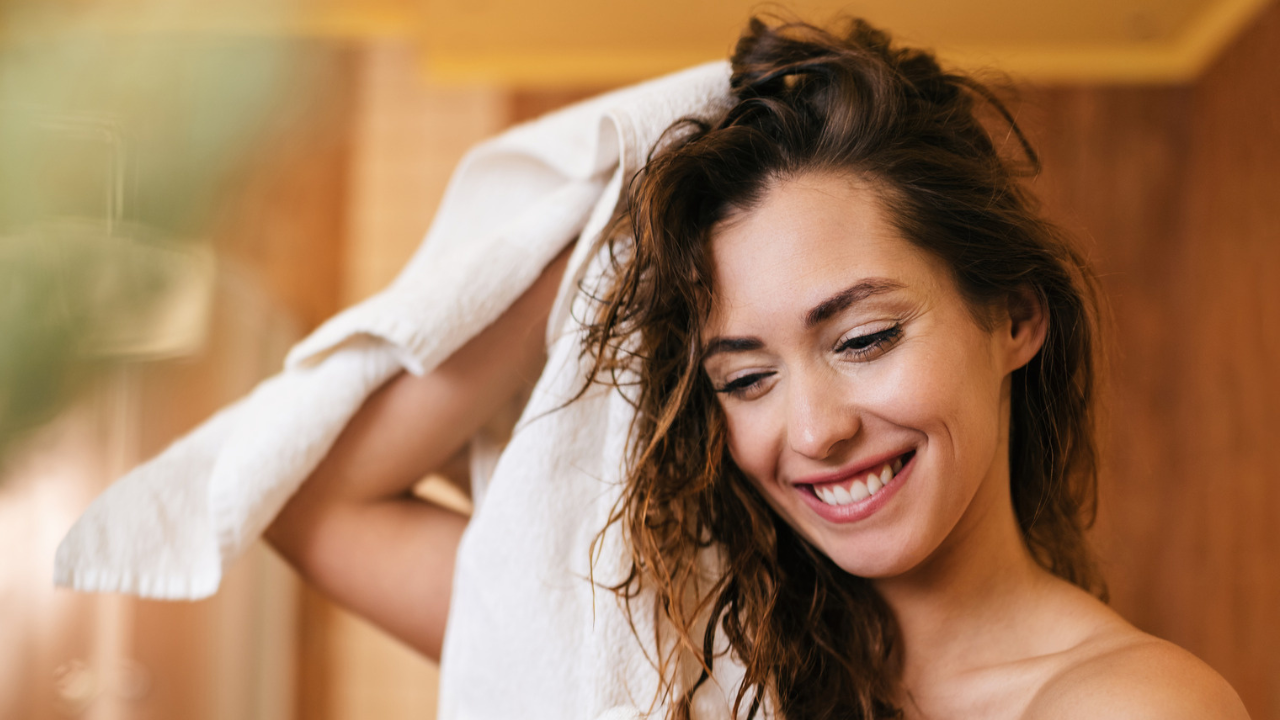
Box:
[0,3,333,718]
[0,0,299,462]
[1,1,1278,719]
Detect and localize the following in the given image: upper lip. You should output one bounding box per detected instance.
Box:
[789,448,914,487]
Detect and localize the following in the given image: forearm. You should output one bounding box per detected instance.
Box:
[275,496,468,660]
[261,246,571,656]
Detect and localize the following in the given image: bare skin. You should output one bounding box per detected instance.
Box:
[263,247,571,661]
[701,171,1249,719]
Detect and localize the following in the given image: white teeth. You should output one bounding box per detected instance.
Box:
[815,458,906,507]
[832,484,853,505]
[850,480,869,501]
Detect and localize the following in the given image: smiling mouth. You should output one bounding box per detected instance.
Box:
[805,450,915,507]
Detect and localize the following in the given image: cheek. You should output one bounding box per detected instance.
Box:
[859,332,1005,480]
[855,341,970,429]
[722,404,778,482]
[891,337,1006,504]
[721,404,809,530]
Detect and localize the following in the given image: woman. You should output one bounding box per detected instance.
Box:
[266,17,1248,719]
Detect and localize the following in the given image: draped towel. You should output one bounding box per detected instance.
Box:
[55,60,748,719]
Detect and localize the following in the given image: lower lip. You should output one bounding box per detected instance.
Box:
[795,451,916,524]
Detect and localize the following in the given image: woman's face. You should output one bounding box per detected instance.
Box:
[702,172,1041,579]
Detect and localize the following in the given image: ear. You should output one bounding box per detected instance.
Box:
[1002,285,1048,373]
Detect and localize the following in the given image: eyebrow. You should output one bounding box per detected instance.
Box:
[803,278,905,328]
[702,278,905,360]
[703,336,764,359]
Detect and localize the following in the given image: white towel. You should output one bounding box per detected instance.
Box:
[55,60,747,718]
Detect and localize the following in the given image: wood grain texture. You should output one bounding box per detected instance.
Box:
[1168,2,1280,715]
[1021,4,1280,716]
[1020,83,1194,634]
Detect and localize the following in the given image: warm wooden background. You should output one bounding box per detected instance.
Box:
[6,3,1276,719]
[1028,6,1280,715]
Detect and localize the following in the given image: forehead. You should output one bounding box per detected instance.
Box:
[706,172,943,331]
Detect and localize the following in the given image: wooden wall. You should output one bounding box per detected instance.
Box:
[1025,3,1280,716]
[1164,2,1280,713]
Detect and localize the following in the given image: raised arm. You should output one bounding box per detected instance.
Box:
[263,247,572,661]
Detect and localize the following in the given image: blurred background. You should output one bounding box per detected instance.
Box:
[0,0,1276,718]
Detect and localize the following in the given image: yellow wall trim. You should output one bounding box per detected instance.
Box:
[14,0,1274,86]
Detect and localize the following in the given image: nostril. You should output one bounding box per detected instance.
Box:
[786,402,861,460]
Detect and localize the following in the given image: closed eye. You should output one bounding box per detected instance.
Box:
[836,325,902,358]
[710,325,900,399]
[715,371,775,397]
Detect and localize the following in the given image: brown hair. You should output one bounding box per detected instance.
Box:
[583,16,1105,719]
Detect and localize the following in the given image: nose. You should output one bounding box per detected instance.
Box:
[785,369,861,460]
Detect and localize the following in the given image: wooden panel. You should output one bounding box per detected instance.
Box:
[508,88,611,125]
[1018,83,1194,635]
[1018,4,1280,716]
[1167,2,1280,715]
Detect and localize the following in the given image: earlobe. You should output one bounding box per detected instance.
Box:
[1005,286,1048,371]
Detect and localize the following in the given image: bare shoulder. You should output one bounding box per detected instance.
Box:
[1025,627,1250,720]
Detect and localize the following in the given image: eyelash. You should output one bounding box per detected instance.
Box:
[714,324,903,398]
[835,325,902,358]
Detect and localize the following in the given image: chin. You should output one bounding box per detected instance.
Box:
[813,530,936,580]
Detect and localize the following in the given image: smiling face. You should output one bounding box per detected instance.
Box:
[702,171,1039,579]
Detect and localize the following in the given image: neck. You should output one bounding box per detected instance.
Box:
[872,458,1051,689]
